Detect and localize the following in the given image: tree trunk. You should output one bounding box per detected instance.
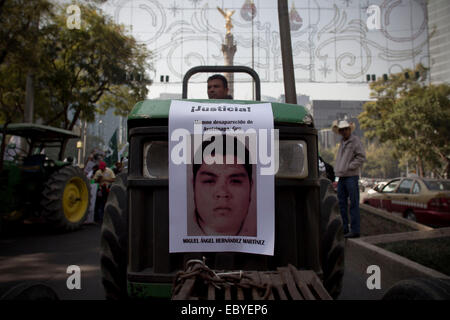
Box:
[446,159,450,179]
[417,156,424,177]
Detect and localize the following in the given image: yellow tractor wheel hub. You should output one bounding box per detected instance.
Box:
[4,209,24,222]
[63,177,89,222]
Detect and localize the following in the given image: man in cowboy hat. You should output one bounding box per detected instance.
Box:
[332,119,366,238]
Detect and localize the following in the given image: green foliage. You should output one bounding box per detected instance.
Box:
[0,1,152,166]
[0,0,52,67]
[36,2,152,129]
[0,62,26,124]
[0,0,52,124]
[0,1,152,128]
[361,141,401,178]
[359,64,450,178]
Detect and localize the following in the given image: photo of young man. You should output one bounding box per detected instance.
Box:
[187,136,256,236]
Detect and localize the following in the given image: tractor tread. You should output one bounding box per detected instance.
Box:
[319,177,345,299]
[40,166,90,231]
[100,172,128,300]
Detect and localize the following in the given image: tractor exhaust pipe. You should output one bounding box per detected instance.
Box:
[278,0,297,104]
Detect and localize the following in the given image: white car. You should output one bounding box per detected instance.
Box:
[367,181,387,195]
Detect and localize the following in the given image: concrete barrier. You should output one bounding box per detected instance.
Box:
[346,226,450,297]
[360,203,433,232]
[343,204,448,298]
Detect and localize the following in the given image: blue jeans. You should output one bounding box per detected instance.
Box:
[337,176,360,234]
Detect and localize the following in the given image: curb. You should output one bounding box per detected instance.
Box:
[360,203,433,232]
[361,227,450,245]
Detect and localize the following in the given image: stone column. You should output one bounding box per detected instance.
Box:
[221,33,236,98]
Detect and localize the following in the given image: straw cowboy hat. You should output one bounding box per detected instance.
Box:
[332,119,356,134]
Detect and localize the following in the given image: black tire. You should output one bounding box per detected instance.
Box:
[404,210,417,222]
[0,282,59,300]
[319,177,345,299]
[100,172,128,300]
[41,166,90,231]
[382,278,450,300]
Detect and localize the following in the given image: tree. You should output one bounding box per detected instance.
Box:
[1,1,152,163]
[0,0,52,169]
[0,63,26,124]
[0,0,51,67]
[362,141,401,179]
[0,62,27,170]
[36,3,152,131]
[359,64,450,178]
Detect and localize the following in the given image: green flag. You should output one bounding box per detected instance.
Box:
[104,128,118,167]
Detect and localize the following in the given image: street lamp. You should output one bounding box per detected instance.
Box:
[76,140,83,167]
[98,120,103,149]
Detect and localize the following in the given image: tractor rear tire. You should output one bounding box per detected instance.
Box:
[382,278,450,300]
[100,172,128,300]
[0,282,59,300]
[41,166,90,231]
[405,209,417,222]
[319,177,345,299]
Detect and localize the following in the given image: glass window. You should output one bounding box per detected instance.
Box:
[396,179,413,194]
[412,182,421,194]
[382,179,401,193]
[443,181,450,190]
[423,180,450,191]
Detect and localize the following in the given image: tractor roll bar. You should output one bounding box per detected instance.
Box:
[182,65,261,101]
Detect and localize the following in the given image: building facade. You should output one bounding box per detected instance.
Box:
[428,0,450,83]
[101,0,429,101]
[86,108,127,155]
[91,1,438,152]
[311,100,367,131]
[319,128,339,150]
[312,99,367,149]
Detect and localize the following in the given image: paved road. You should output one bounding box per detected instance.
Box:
[0,222,382,300]
[0,223,104,300]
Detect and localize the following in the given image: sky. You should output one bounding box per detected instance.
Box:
[96,0,428,102]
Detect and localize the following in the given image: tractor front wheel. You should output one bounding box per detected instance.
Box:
[100,172,128,299]
[319,177,345,299]
[41,166,90,231]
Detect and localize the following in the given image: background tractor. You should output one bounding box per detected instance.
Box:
[0,123,91,233]
[100,66,345,300]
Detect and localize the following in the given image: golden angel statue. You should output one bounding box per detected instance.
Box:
[217,7,235,34]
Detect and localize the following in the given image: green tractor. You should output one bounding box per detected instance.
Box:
[100,66,344,300]
[0,123,91,232]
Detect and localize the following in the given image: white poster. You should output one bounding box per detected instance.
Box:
[169,100,276,255]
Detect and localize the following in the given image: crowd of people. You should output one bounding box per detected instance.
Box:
[83,150,123,224]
